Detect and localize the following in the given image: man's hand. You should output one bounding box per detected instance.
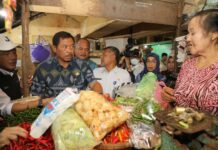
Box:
[0,127,27,148]
[161,87,176,102]
[27,75,33,87]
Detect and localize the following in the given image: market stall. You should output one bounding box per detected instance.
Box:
[1,72,218,150]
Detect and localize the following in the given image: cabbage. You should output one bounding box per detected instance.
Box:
[136,72,157,99]
[52,108,99,150]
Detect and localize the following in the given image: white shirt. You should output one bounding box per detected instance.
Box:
[0,68,15,116]
[160,61,167,72]
[94,66,131,97]
[0,88,13,116]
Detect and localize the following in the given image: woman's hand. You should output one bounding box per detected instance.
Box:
[161,87,176,102]
[0,127,27,148]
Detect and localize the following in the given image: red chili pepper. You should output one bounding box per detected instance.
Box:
[112,136,119,144]
[7,123,54,150]
[102,123,131,144]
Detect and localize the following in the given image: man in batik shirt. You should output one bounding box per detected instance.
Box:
[30,31,102,98]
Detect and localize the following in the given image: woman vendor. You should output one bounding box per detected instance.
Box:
[162,9,218,116]
[136,53,165,82]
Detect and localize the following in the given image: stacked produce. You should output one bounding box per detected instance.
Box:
[168,107,205,129]
[2,75,168,150]
[8,123,54,150]
[111,72,165,149]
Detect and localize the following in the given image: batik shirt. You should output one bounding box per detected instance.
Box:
[30,57,96,98]
[86,59,98,70]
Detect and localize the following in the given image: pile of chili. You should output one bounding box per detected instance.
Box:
[103,123,131,144]
[8,123,54,150]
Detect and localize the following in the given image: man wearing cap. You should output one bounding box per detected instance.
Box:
[0,34,22,115]
[0,35,51,116]
[75,38,98,70]
[93,46,131,97]
[0,38,29,147]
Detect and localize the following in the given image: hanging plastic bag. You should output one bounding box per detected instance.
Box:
[30,36,51,63]
[135,72,168,109]
[52,108,99,150]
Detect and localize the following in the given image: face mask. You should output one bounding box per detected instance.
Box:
[130,58,139,65]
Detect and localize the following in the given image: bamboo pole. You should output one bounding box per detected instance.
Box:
[21,0,30,97]
[174,0,184,72]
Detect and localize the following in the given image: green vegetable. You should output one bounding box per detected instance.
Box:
[179,121,189,129]
[113,97,141,107]
[131,99,161,125]
[136,72,157,99]
[0,108,42,131]
[52,108,99,150]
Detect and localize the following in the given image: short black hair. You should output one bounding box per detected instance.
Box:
[52,31,75,47]
[162,53,168,57]
[190,9,218,34]
[104,46,120,64]
[168,56,173,59]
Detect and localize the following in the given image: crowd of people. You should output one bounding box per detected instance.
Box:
[0,9,217,148]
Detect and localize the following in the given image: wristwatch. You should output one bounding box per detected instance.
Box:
[37,98,43,108]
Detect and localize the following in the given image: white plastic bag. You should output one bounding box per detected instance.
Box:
[30,88,80,138]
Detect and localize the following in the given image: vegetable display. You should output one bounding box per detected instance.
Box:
[168,107,205,129]
[8,123,54,150]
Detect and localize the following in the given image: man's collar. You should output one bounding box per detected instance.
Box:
[103,66,118,73]
[0,68,15,76]
[52,56,74,69]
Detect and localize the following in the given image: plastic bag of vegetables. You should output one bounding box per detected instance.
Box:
[52,108,99,150]
[136,72,168,109]
[131,99,161,125]
[128,122,161,149]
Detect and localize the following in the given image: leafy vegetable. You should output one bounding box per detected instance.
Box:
[0,108,42,131]
[52,108,99,150]
[113,97,141,107]
[131,99,161,125]
[136,72,157,99]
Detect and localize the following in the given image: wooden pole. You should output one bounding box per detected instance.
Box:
[174,0,184,72]
[21,0,30,97]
